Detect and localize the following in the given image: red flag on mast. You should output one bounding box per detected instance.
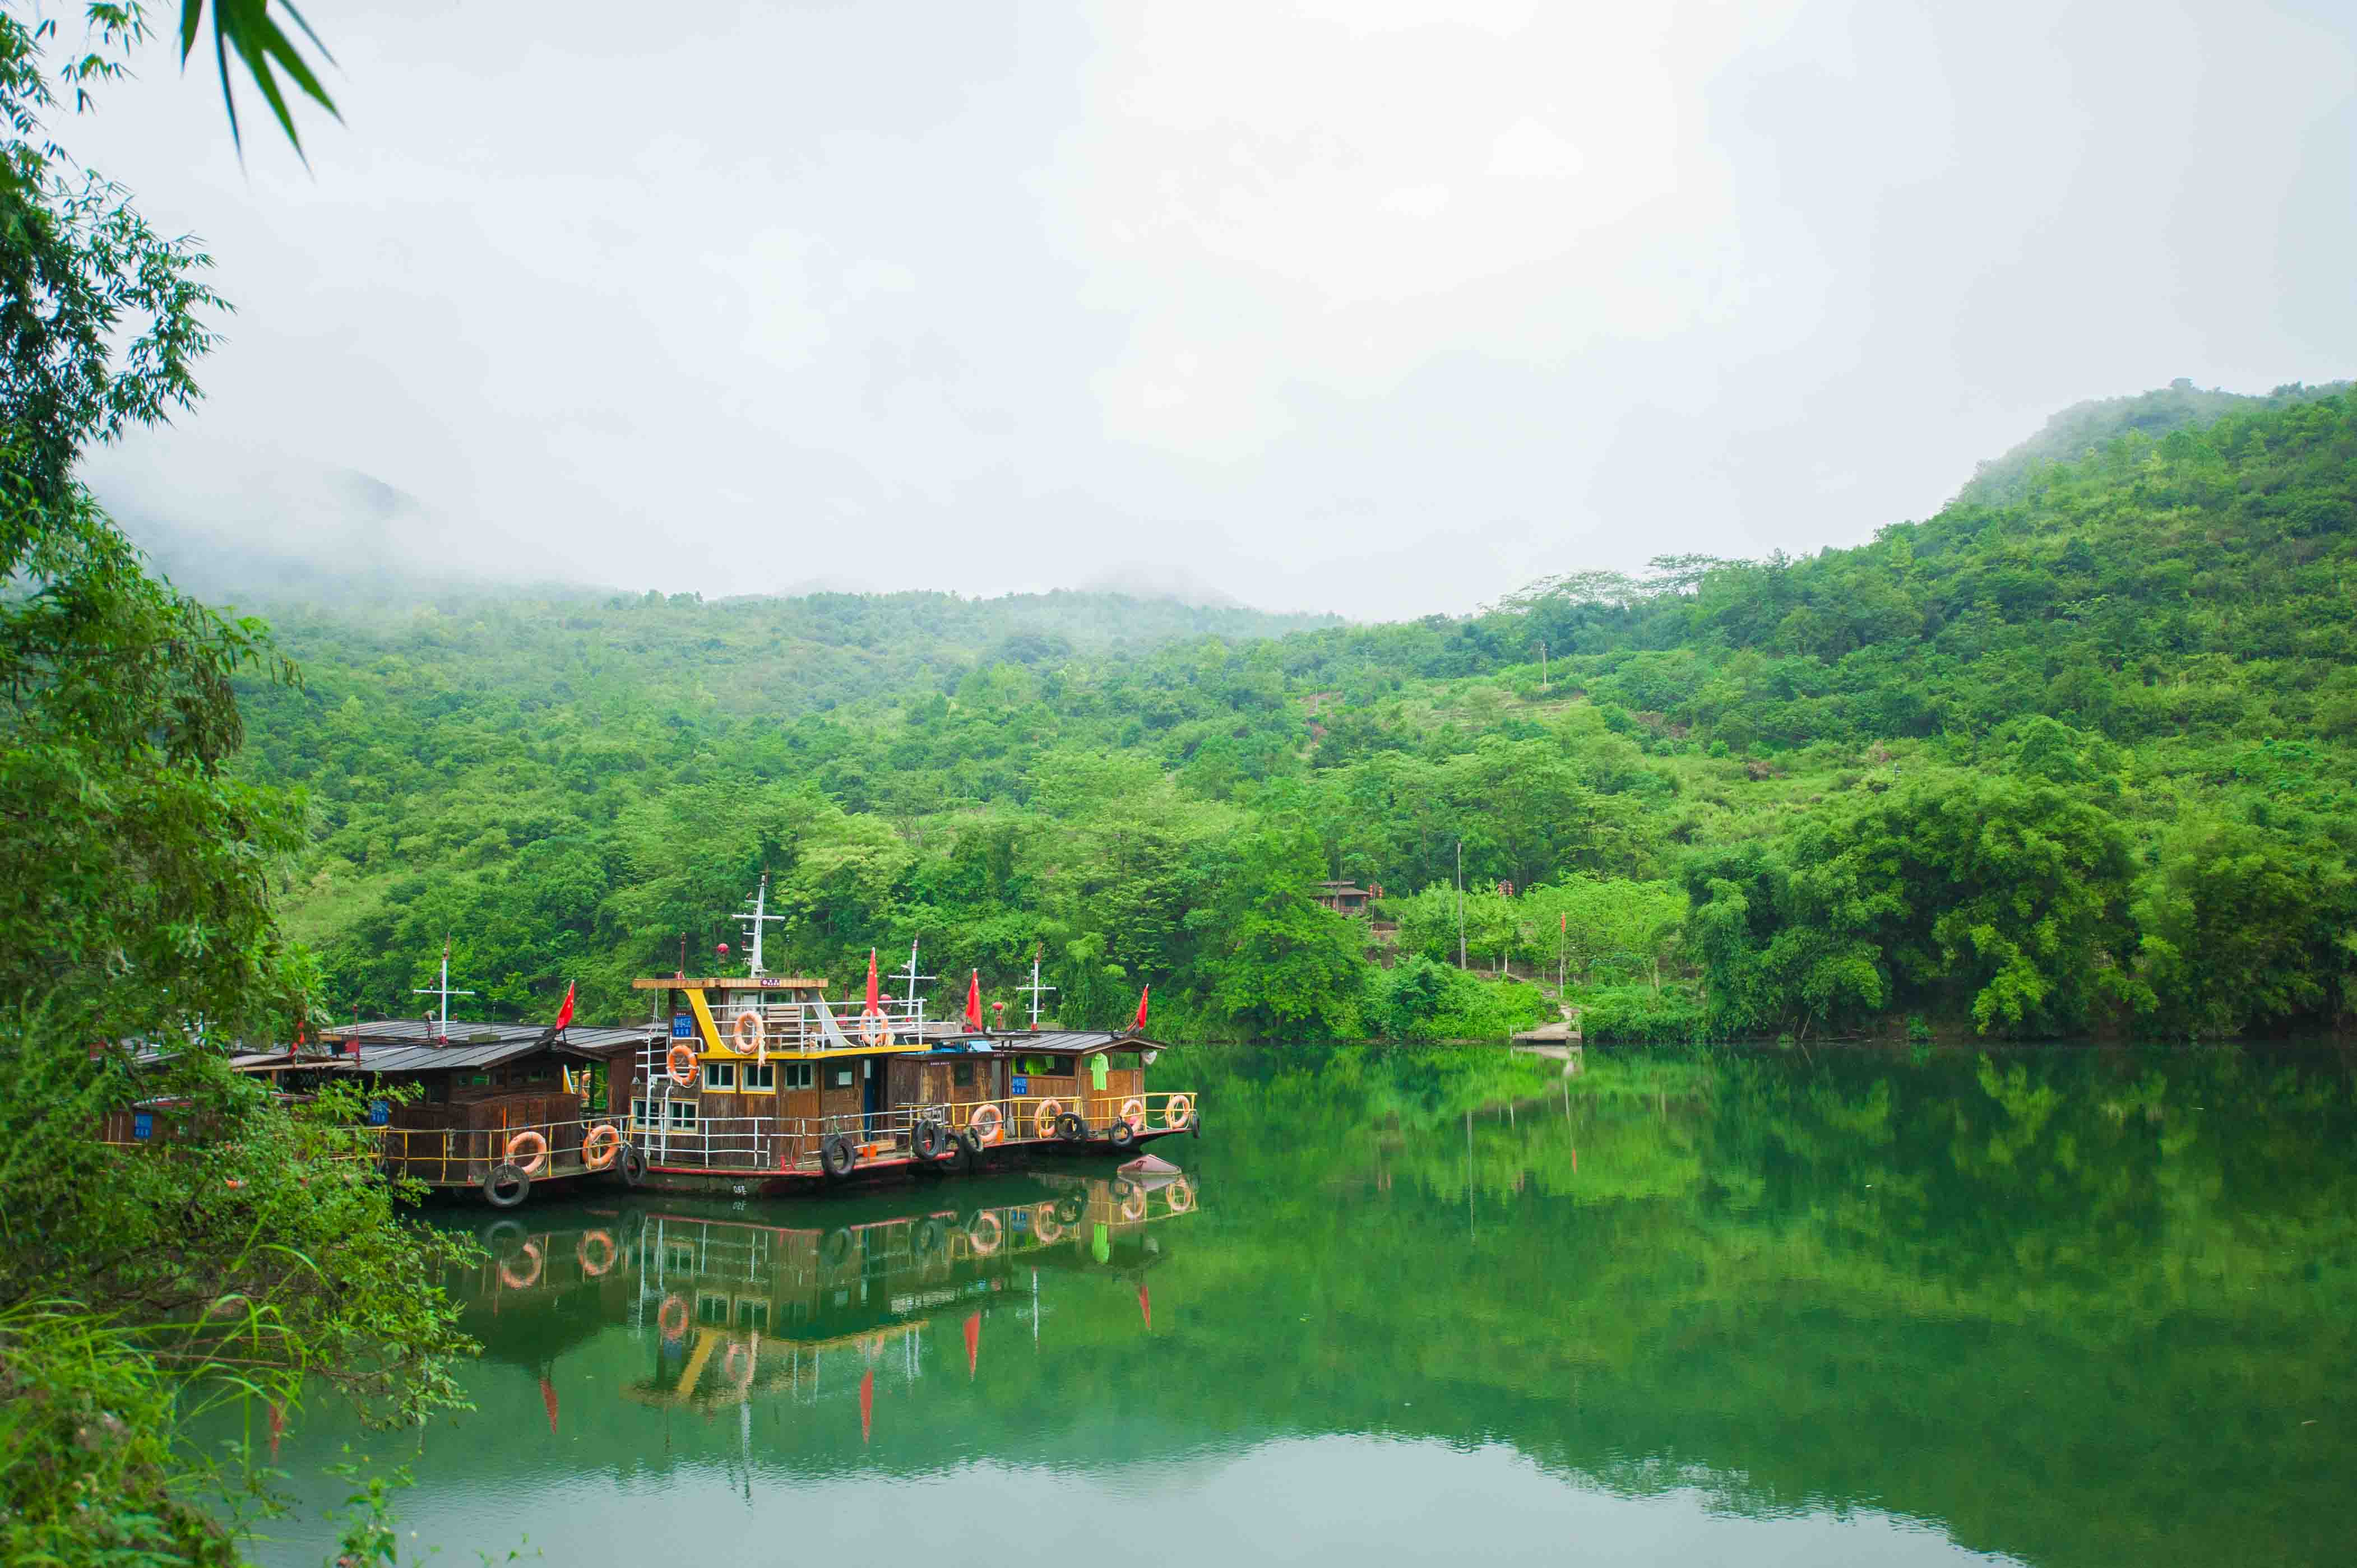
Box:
[1132,986,1150,1033]
[963,1311,981,1378]
[539,1374,559,1435]
[963,970,983,1031]
[534,981,577,1047]
[864,949,881,1013]
[859,1366,874,1444]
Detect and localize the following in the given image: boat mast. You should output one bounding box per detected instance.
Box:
[738,872,784,978]
[1018,951,1056,1031]
[412,936,474,1041]
[896,939,934,1033]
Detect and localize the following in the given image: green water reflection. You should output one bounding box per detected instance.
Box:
[245,1045,2357,1567]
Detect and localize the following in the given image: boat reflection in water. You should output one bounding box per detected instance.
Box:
[453,1167,1196,1438]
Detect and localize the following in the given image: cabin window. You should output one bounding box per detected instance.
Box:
[628,1098,653,1129]
[736,1300,770,1331]
[696,1293,729,1325]
[952,1061,974,1088]
[780,1061,814,1091]
[668,1101,698,1130]
[1052,1056,1074,1075]
[832,1066,854,1088]
[702,1060,736,1092]
[742,1061,775,1092]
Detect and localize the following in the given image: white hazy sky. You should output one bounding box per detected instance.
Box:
[70,0,2357,619]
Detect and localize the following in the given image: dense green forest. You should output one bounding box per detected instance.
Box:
[214,381,2357,1044]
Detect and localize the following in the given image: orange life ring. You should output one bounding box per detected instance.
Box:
[967,1103,1003,1145]
[577,1230,616,1277]
[1119,1097,1146,1132]
[668,1043,698,1087]
[1120,1188,1146,1222]
[731,1009,765,1058]
[504,1129,549,1177]
[1166,1177,1194,1213]
[1163,1093,1192,1130]
[858,1009,890,1047]
[1030,1203,1063,1245]
[724,1340,756,1389]
[968,1210,1002,1255]
[1031,1098,1063,1140]
[658,1294,690,1339]
[581,1123,622,1171]
[498,1240,543,1290]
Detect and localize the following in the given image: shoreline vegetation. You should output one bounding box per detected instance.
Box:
[220,378,2357,1050]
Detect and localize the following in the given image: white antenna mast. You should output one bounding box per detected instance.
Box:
[896,939,935,1033]
[412,937,474,1041]
[1018,949,1056,1031]
[738,872,785,978]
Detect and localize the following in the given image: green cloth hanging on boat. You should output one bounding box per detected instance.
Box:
[1090,1054,1108,1091]
[1092,1222,1110,1264]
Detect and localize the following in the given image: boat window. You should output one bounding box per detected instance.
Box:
[736,1300,770,1330]
[668,1101,698,1129]
[696,1293,729,1325]
[780,1061,814,1091]
[742,1061,775,1092]
[701,1060,736,1092]
[1052,1056,1074,1074]
[628,1098,654,1129]
[952,1061,974,1088]
[832,1066,854,1088]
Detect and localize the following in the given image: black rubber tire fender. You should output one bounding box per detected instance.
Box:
[1108,1120,1137,1150]
[821,1134,857,1178]
[914,1216,948,1258]
[1053,1194,1086,1226]
[482,1163,531,1209]
[618,1144,648,1187]
[821,1228,853,1268]
[913,1120,946,1160]
[1054,1111,1086,1143]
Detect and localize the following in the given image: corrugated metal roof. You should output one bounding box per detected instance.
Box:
[331,1040,546,1074]
[318,1019,655,1053]
[987,1032,1157,1054]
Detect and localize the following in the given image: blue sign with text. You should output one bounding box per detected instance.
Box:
[1010,1075,1028,1095]
[133,1111,153,1141]
[672,1014,693,1038]
[367,1099,391,1126]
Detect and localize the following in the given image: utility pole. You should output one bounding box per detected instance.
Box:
[1456,841,1466,971]
[1539,640,1548,693]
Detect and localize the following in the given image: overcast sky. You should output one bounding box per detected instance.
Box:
[71,0,2357,619]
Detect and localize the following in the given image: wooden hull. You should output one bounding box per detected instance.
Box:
[632,1124,1193,1199]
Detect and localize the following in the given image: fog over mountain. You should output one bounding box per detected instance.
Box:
[70,0,2357,619]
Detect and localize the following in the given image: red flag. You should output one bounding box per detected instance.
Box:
[963,1311,980,1379]
[864,949,881,1013]
[1132,986,1150,1032]
[1138,1282,1151,1331]
[553,981,576,1032]
[539,1374,560,1435]
[859,1366,874,1444]
[963,971,983,1031]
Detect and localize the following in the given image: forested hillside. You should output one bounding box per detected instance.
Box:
[231,386,2357,1043]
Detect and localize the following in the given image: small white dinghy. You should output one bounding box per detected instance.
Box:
[1117,1151,1184,1186]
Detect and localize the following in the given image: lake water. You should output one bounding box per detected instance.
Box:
[240,1045,2356,1567]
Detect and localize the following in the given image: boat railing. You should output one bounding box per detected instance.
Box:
[379,1112,632,1187]
[704,994,932,1053]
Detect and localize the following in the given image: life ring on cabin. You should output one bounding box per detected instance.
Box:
[1166,1177,1194,1213]
[1163,1094,1193,1131]
[967,1210,1003,1255]
[1030,1204,1064,1245]
[581,1123,622,1171]
[577,1230,617,1277]
[1119,1097,1146,1132]
[657,1294,690,1339]
[731,1009,765,1057]
[1054,1111,1086,1143]
[667,1043,698,1087]
[1031,1099,1064,1140]
[724,1340,756,1389]
[858,1009,890,1048]
[498,1240,543,1291]
[967,1104,1003,1145]
[1119,1187,1147,1223]
[504,1129,549,1177]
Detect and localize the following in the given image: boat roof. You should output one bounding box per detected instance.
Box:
[629,976,828,991]
[980,1031,1160,1056]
